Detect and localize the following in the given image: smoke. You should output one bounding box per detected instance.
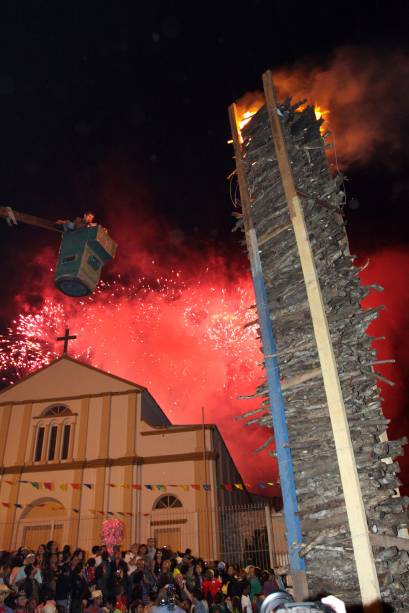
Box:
[238,46,409,169]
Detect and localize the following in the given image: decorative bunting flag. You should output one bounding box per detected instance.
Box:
[31,482,40,489]
[117,511,125,516]
[234,483,244,490]
[132,484,141,490]
[84,483,93,489]
[156,485,166,491]
[180,485,190,491]
[223,484,233,492]
[190,484,200,491]
[60,484,68,491]
[126,512,133,516]
[107,511,114,516]
[71,483,80,490]
[145,485,153,490]
[73,508,80,513]
[1,502,10,508]
[203,484,211,491]
[98,510,105,515]
[4,480,14,485]
[15,503,23,508]
[108,483,116,488]
[44,482,54,491]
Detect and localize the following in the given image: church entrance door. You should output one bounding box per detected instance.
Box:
[154,527,181,551]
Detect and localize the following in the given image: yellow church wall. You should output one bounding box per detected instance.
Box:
[138,429,199,457]
[0,358,139,404]
[108,394,128,459]
[86,397,103,459]
[3,403,27,465]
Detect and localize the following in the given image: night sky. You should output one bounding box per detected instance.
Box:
[0,1,409,491]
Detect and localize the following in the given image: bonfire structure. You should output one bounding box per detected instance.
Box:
[229,71,409,610]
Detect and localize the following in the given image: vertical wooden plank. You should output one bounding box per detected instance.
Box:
[262,69,381,609]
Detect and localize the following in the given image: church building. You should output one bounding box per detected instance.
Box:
[0,357,251,557]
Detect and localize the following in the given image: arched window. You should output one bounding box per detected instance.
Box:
[48,423,58,461]
[34,425,45,462]
[153,495,182,510]
[61,423,71,460]
[41,404,73,418]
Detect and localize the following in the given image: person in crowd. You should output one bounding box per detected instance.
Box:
[84,590,104,613]
[55,564,71,613]
[145,541,156,563]
[69,563,89,613]
[13,590,29,613]
[201,571,222,606]
[17,565,40,604]
[240,584,251,613]
[245,567,261,603]
[0,584,13,613]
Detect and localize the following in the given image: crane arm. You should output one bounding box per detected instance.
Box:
[0,205,62,233]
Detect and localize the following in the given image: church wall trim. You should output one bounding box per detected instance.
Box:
[0,451,218,475]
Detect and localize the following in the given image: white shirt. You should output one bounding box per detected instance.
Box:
[241,594,252,613]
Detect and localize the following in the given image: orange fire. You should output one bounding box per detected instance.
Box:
[233,92,330,141]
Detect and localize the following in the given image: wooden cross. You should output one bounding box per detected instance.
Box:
[57,328,77,354]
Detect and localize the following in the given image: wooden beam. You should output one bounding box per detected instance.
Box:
[0,206,61,233]
[262,70,382,610]
[370,533,409,551]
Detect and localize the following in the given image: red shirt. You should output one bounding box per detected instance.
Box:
[202,578,222,602]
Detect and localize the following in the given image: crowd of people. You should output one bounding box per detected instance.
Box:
[0,539,290,613]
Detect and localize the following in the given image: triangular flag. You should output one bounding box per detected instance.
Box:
[73,508,80,513]
[203,484,211,491]
[71,483,80,490]
[60,484,68,491]
[117,511,125,516]
[18,480,28,484]
[83,483,93,489]
[4,480,14,485]
[145,485,153,490]
[190,484,200,491]
[132,484,141,490]
[121,484,130,489]
[267,482,275,486]
[180,485,189,491]
[98,510,105,515]
[107,511,114,516]
[31,482,40,489]
[258,483,267,489]
[1,502,10,508]
[44,482,54,491]
[126,512,133,516]
[108,483,116,488]
[15,503,23,508]
[224,484,233,492]
[234,483,244,490]
[156,485,166,491]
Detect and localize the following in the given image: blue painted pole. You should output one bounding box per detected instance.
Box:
[247,228,305,573]
[228,105,306,596]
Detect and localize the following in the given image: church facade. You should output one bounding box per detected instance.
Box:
[0,357,251,557]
